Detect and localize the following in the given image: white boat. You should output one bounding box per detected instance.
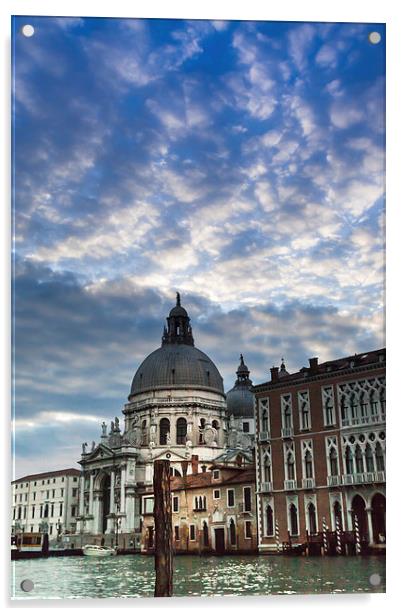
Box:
[82,544,117,557]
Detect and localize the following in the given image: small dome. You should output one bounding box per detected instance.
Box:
[226,386,254,418]
[169,305,188,318]
[225,354,254,418]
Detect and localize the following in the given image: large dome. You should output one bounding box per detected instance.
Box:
[129,294,224,398]
[130,344,224,397]
[226,354,254,418]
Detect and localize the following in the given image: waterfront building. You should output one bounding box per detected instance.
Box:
[253,349,386,553]
[141,458,257,554]
[76,294,253,546]
[11,468,80,537]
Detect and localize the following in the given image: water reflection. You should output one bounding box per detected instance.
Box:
[11,554,385,599]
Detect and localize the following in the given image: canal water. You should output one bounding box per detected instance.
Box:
[11,554,385,599]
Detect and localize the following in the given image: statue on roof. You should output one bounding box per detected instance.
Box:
[176,292,181,306]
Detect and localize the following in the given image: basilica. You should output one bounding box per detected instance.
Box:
[76,294,255,546]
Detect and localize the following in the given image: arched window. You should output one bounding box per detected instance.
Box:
[379,387,386,416]
[304,451,313,479]
[334,501,343,530]
[287,453,295,480]
[195,497,199,510]
[262,409,269,432]
[263,455,271,483]
[345,445,354,474]
[284,404,292,429]
[350,392,358,421]
[329,448,338,476]
[199,418,205,444]
[375,442,385,471]
[159,418,170,445]
[360,392,368,421]
[289,504,298,536]
[176,418,187,445]
[212,420,220,431]
[308,502,317,534]
[355,445,364,473]
[369,389,378,418]
[365,444,374,472]
[301,401,310,430]
[229,518,236,545]
[203,521,209,547]
[325,399,334,426]
[266,505,274,536]
[141,420,148,446]
[340,395,347,423]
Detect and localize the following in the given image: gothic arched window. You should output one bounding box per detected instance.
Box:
[159,418,170,446]
[329,448,338,476]
[365,444,374,472]
[355,445,364,473]
[266,505,274,536]
[304,451,313,479]
[229,518,236,545]
[263,455,271,483]
[262,408,269,432]
[345,445,354,474]
[141,420,148,446]
[176,418,187,445]
[375,442,385,471]
[334,501,343,530]
[289,504,298,536]
[308,502,317,534]
[287,453,295,480]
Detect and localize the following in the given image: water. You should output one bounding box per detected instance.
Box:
[11,554,386,599]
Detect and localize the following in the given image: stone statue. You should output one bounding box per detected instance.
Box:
[82,442,88,454]
[101,422,107,437]
[91,441,95,451]
[115,417,120,432]
[110,420,115,433]
[166,432,171,445]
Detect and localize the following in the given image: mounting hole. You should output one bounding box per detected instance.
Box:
[369,573,381,586]
[20,579,34,592]
[368,32,381,45]
[22,24,35,37]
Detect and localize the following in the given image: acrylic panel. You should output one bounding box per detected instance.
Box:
[11,15,386,599]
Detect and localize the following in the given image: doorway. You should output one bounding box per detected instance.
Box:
[214,528,225,554]
[351,494,368,541]
[371,493,386,543]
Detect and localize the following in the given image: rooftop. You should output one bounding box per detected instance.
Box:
[12,467,80,484]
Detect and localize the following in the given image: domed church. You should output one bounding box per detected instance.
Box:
[76,294,248,544]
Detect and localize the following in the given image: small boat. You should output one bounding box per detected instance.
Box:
[82,544,117,557]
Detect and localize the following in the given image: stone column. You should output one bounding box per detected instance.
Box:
[366,507,374,544]
[79,472,85,516]
[120,467,126,513]
[89,472,94,516]
[110,469,115,514]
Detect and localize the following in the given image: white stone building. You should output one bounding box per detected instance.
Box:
[76,294,247,545]
[11,468,80,538]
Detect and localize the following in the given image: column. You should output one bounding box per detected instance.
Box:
[120,467,126,513]
[110,469,115,514]
[366,508,374,544]
[79,472,85,516]
[89,472,94,516]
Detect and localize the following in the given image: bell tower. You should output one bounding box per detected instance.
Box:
[162,293,194,346]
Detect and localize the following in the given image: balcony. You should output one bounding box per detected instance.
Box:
[260,481,273,493]
[281,427,294,438]
[342,471,385,485]
[193,507,207,512]
[327,475,342,487]
[302,478,315,489]
[284,480,297,491]
[341,413,386,428]
[259,431,270,442]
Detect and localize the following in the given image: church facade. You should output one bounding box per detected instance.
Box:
[75,295,254,547]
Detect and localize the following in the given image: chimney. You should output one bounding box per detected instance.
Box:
[309,357,319,374]
[181,461,188,477]
[191,455,199,475]
[270,366,279,382]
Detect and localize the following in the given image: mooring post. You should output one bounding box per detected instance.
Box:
[153,459,173,597]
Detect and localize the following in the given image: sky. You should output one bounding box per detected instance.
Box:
[12,16,385,478]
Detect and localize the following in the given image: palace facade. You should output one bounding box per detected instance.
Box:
[253,350,386,553]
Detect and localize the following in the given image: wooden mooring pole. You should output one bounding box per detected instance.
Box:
[153,460,173,597]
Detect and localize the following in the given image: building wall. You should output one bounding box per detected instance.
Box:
[11,470,80,537]
[141,469,258,554]
[254,352,386,551]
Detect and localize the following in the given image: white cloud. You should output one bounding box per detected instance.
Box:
[315,44,338,68]
[330,102,364,129]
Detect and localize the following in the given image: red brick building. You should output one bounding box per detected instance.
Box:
[253,349,386,553]
[141,462,257,555]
